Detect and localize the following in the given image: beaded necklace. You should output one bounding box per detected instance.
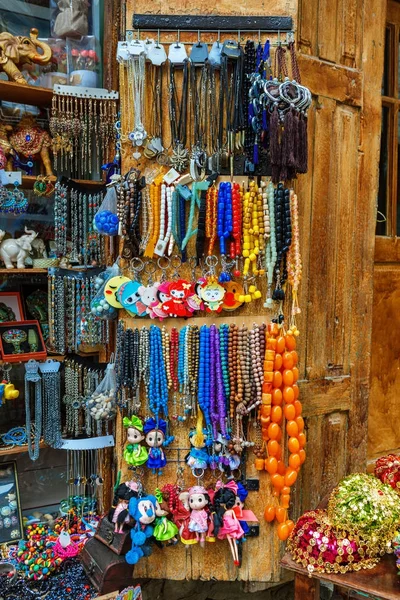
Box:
[217,181,233,256]
[272,184,292,301]
[206,183,218,256]
[287,190,302,321]
[148,325,169,419]
[197,325,211,431]
[264,180,277,307]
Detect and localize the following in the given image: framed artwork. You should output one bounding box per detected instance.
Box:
[0,293,24,323]
[0,461,23,544]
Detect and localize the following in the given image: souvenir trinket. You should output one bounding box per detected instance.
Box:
[123,415,148,467]
[126,495,157,565]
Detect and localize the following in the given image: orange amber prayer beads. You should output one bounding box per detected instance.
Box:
[260,323,306,541]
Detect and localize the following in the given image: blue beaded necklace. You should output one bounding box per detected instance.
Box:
[217,182,233,255]
[197,325,211,430]
[148,325,169,419]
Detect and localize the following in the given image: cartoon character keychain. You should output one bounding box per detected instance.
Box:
[160,256,193,318]
[104,275,131,308]
[137,262,160,318]
[117,259,145,317]
[199,256,225,313]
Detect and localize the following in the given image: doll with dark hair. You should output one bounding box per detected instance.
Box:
[108,481,138,533]
[213,480,244,566]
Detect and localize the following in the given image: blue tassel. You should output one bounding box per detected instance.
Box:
[253,143,259,165]
[262,109,268,130]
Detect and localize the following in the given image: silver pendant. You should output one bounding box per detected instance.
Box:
[170,143,189,172]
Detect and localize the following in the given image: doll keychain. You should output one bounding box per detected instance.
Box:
[144,418,174,475]
[123,415,148,467]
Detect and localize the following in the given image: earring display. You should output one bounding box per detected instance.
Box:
[50,86,118,179]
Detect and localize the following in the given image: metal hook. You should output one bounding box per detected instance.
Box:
[238,29,241,44]
[157,29,160,48]
[175,29,180,47]
[197,29,201,45]
[278,30,281,46]
[217,30,221,46]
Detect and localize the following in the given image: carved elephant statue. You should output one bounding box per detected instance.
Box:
[0,227,38,269]
[10,115,53,177]
[0,28,52,85]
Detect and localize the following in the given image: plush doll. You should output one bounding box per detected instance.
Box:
[233,482,258,541]
[161,483,198,545]
[125,495,157,565]
[180,485,210,547]
[213,480,244,566]
[144,418,173,475]
[161,280,193,317]
[123,415,148,467]
[108,481,138,533]
[185,430,209,473]
[153,488,179,545]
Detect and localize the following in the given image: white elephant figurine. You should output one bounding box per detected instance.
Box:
[0,227,38,269]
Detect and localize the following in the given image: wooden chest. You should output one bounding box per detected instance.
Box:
[80,537,133,594]
[95,515,132,556]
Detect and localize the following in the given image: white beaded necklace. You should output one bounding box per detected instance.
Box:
[155,184,173,256]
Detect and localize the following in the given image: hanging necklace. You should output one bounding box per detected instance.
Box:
[40,360,62,449]
[127,54,147,156]
[169,61,189,172]
[24,360,42,461]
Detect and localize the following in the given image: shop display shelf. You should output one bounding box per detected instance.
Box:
[0,79,53,107]
[0,441,47,456]
[22,176,106,189]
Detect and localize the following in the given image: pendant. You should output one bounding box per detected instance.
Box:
[128,126,147,147]
[170,143,189,173]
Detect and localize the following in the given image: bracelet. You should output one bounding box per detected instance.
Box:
[1,427,27,447]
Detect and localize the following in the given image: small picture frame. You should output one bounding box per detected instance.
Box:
[0,293,24,323]
[0,320,47,363]
[0,461,23,544]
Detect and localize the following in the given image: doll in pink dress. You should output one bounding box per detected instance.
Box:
[213,480,244,566]
[179,485,210,547]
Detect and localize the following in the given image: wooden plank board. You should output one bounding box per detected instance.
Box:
[298,55,362,106]
[348,0,386,473]
[368,266,400,458]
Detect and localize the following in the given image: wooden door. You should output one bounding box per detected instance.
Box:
[369,0,400,465]
[116,0,385,583]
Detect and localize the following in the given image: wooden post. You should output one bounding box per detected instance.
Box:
[294,573,320,600]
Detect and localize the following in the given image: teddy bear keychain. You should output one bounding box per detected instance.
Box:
[123,415,148,467]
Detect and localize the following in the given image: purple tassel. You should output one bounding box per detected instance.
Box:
[298,113,308,173]
[269,104,280,182]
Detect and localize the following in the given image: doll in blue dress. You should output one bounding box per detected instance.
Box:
[144,418,173,475]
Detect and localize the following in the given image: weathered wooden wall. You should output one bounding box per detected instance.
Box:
[368,0,400,467]
[115,0,385,583]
